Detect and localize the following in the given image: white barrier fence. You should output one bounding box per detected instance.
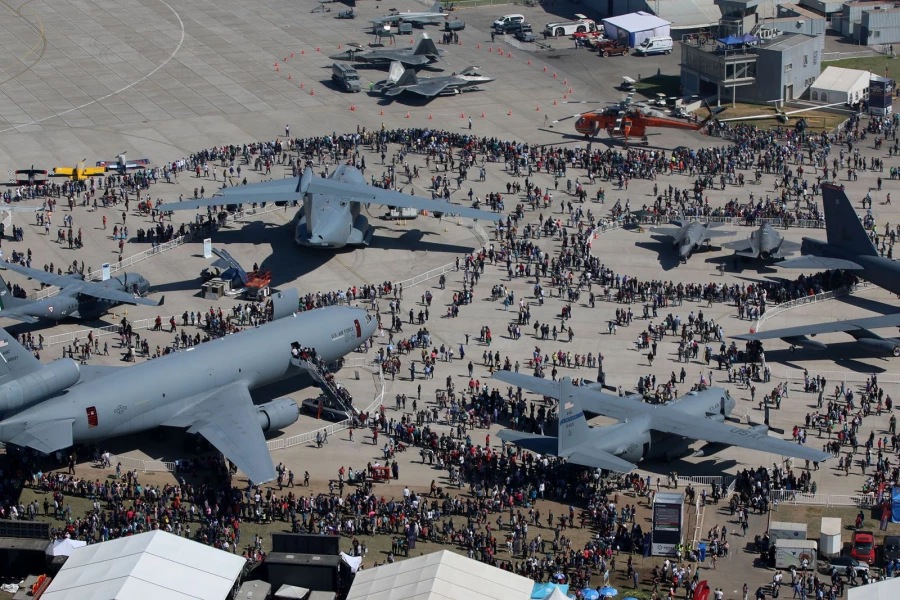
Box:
[769,489,874,508]
[783,369,900,385]
[108,453,176,473]
[391,217,489,290]
[676,475,735,489]
[751,286,854,334]
[675,215,825,229]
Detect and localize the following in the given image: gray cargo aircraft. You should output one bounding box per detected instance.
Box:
[373,62,494,98]
[734,183,900,355]
[492,372,829,471]
[722,222,801,260]
[329,35,445,68]
[0,262,161,324]
[0,296,377,484]
[650,220,736,261]
[369,2,448,27]
[164,165,501,248]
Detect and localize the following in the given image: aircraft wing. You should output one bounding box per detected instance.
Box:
[303,171,501,221]
[705,228,738,238]
[776,255,863,270]
[169,381,276,484]
[8,419,75,454]
[1,260,82,287]
[773,239,802,256]
[650,226,683,239]
[644,409,830,462]
[496,430,557,455]
[721,239,756,257]
[567,450,635,473]
[388,80,450,97]
[50,168,75,177]
[0,310,39,324]
[733,312,900,342]
[81,283,161,307]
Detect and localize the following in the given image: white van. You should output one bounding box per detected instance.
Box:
[493,14,524,30]
[634,36,673,55]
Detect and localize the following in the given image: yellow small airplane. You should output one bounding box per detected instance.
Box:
[49,159,107,182]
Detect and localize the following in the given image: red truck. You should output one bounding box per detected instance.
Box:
[851,531,876,564]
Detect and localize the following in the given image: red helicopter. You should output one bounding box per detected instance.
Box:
[549,91,725,145]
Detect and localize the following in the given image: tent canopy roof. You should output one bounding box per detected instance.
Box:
[603,11,671,32]
[347,550,534,600]
[42,531,246,600]
[812,66,872,93]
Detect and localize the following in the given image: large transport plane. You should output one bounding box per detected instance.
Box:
[734,183,900,356]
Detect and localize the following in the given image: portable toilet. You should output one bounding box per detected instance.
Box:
[820,517,841,557]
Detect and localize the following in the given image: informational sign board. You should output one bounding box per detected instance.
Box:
[652,492,684,556]
[101,263,110,281]
[203,238,212,259]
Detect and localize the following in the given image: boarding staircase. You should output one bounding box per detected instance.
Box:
[291,353,356,420]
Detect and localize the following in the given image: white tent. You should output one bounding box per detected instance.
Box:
[602,12,671,47]
[46,539,87,557]
[41,530,246,600]
[545,589,570,600]
[346,550,534,600]
[811,67,871,105]
[275,585,310,599]
[848,577,900,600]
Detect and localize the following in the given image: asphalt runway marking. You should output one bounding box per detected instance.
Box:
[0,0,185,134]
[0,0,47,86]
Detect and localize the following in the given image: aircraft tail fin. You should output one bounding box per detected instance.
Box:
[0,273,29,311]
[0,325,43,385]
[388,61,416,85]
[822,184,877,256]
[271,288,300,321]
[556,377,591,456]
[414,36,439,56]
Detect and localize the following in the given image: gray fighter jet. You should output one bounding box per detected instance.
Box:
[722,222,801,260]
[373,61,493,98]
[164,165,501,249]
[0,262,161,324]
[493,372,829,472]
[650,220,736,261]
[734,183,900,356]
[0,297,378,484]
[329,35,445,68]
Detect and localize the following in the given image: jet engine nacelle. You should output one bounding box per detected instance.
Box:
[856,338,900,357]
[691,441,730,457]
[782,335,827,351]
[0,358,80,414]
[257,398,300,432]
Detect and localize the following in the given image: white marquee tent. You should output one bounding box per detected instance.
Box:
[811,67,871,105]
[46,538,87,557]
[602,11,671,47]
[41,530,246,600]
[346,550,534,600]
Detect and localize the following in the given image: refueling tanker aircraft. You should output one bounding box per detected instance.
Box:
[163,165,501,248]
[0,295,378,484]
[0,262,161,324]
[492,372,829,472]
[733,183,900,356]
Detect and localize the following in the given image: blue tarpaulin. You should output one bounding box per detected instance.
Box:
[532,583,569,599]
[717,35,743,46]
[891,487,900,523]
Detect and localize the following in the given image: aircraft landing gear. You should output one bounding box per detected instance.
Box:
[789,346,796,353]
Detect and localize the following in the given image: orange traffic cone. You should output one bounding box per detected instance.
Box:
[508,53,512,58]
[564,79,568,85]
[508,110,512,116]
[528,59,532,65]
[543,66,547,72]
[274,62,278,66]
[275,66,280,72]
[350,105,356,111]
[380,109,384,115]
[291,52,295,57]
[284,56,288,61]
[300,82,304,88]
[429,113,433,119]
[489,47,493,52]
[563,93,567,100]
[536,105,540,111]
[288,74,292,80]
[316,47,320,52]
[477,43,481,49]
[569,88,573,94]
[460,112,465,118]
[301,50,305,55]
[553,72,557,78]
[553,99,557,105]
[310,89,315,95]
[405,112,411,118]
[481,111,485,118]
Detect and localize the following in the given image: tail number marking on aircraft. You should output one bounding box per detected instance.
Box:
[86,406,99,428]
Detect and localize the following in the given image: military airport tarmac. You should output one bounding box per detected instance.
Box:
[1,0,899,597]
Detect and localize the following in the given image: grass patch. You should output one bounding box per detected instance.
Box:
[634,74,681,100]
[774,504,895,549]
[824,55,898,78]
